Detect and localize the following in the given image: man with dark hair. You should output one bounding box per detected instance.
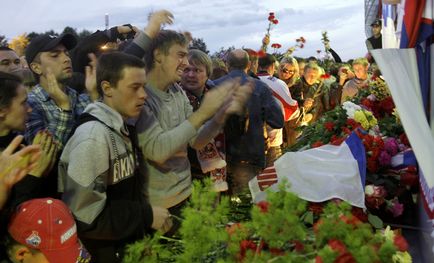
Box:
[0,47,22,75]
[59,52,171,262]
[257,53,298,166]
[214,49,284,194]
[135,30,251,226]
[366,19,382,50]
[24,33,97,148]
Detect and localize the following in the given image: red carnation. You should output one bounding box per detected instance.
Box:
[328,239,347,254]
[269,12,274,16]
[351,207,368,222]
[294,240,304,252]
[315,256,323,263]
[257,50,266,58]
[257,200,269,213]
[380,96,395,114]
[407,165,417,173]
[400,172,419,187]
[320,74,331,79]
[271,43,281,48]
[330,135,344,145]
[367,156,379,173]
[335,252,356,263]
[268,15,275,21]
[272,19,279,24]
[399,133,410,146]
[316,49,321,54]
[299,43,304,48]
[311,141,324,148]
[394,235,409,252]
[346,118,359,129]
[308,202,324,215]
[324,121,335,131]
[341,126,352,135]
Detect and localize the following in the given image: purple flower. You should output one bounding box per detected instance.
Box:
[384,138,399,156]
[388,199,404,217]
[378,150,392,167]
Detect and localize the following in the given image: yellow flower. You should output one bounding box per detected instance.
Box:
[354,110,370,130]
[392,251,412,263]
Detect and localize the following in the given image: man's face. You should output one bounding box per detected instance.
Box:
[371,25,381,37]
[278,63,296,81]
[353,64,368,80]
[0,50,22,74]
[35,44,73,82]
[304,68,319,85]
[110,67,147,119]
[1,84,31,132]
[159,44,189,83]
[181,62,208,95]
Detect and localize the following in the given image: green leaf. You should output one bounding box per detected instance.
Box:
[368,214,383,229]
[303,211,314,225]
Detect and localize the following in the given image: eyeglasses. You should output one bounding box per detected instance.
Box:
[281,68,295,74]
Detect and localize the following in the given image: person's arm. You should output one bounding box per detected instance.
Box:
[124,10,174,58]
[25,97,74,148]
[61,137,152,240]
[328,48,342,63]
[366,39,374,51]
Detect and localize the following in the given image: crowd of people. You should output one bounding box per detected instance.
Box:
[0,9,382,262]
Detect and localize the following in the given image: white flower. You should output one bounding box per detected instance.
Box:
[342,101,361,119]
[365,185,375,195]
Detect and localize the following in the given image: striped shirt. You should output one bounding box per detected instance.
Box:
[25,84,91,148]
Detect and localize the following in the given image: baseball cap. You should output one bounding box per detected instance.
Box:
[25,33,77,65]
[371,19,381,27]
[8,198,91,263]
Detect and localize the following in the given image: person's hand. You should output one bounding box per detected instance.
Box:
[28,131,58,178]
[338,69,348,85]
[144,10,174,38]
[85,53,99,101]
[0,135,41,208]
[117,25,139,36]
[189,80,236,128]
[46,68,70,110]
[225,81,253,116]
[303,98,314,110]
[151,206,172,233]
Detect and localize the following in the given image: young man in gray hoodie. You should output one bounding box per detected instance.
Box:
[58,52,171,262]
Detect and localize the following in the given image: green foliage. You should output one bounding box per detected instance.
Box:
[190,38,209,54]
[123,180,407,262]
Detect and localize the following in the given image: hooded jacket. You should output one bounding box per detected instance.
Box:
[59,102,153,261]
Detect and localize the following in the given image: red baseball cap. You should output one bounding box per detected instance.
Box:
[8,198,91,263]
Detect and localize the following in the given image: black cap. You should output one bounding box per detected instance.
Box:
[371,19,381,27]
[25,33,77,65]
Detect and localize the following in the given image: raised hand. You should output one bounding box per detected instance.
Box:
[0,135,41,208]
[29,131,59,178]
[46,68,70,110]
[85,53,99,101]
[144,10,174,38]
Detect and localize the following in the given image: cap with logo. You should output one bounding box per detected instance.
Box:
[8,198,91,263]
[25,33,77,65]
[371,19,382,27]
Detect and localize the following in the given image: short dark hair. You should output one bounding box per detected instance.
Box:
[96,52,145,97]
[0,72,22,109]
[226,50,249,70]
[144,30,188,72]
[258,53,276,69]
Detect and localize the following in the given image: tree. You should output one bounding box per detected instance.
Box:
[0,35,8,47]
[78,29,92,40]
[211,46,235,61]
[62,26,78,38]
[190,38,209,54]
